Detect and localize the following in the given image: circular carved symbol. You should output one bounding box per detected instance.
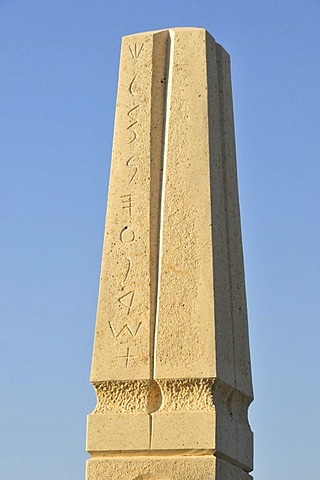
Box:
[120,226,135,243]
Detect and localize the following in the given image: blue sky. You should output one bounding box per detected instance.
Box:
[1,1,319,479]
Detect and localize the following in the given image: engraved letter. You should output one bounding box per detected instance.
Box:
[129,43,144,60]
[121,194,133,216]
[120,226,135,243]
[109,321,142,338]
[129,73,138,95]
[127,105,140,144]
[126,156,138,184]
[118,290,135,314]
[123,257,132,283]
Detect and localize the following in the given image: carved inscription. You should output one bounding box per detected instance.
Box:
[109,321,142,338]
[118,290,135,314]
[112,42,146,369]
[129,73,138,95]
[129,43,144,60]
[121,194,133,216]
[120,226,135,243]
[127,105,140,144]
[123,257,131,283]
[126,156,138,184]
[117,347,135,367]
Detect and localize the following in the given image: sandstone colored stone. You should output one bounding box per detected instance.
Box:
[87,456,253,480]
[86,27,254,479]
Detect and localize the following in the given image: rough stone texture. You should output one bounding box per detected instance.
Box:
[87,456,253,480]
[86,27,254,479]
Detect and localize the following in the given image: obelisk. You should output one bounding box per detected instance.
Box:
[86,28,254,480]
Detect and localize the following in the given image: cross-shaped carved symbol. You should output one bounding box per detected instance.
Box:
[117,347,135,367]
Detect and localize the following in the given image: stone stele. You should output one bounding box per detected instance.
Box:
[86,27,254,480]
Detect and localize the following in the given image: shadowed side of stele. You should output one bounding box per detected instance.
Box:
[86,27,254,480]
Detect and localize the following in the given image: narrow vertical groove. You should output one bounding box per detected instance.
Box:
[149,30,170,381]
[148,414,153,452]
[148,30,174,450]
[152,30,174,381]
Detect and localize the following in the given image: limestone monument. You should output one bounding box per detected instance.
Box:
[86,27,254,480]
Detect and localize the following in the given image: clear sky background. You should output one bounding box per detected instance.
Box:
[1,1,319,479]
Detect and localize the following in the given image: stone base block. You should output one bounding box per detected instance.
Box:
[86,455,253,480]
[87,414,150,451]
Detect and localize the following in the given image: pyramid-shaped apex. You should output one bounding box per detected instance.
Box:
[123,26,215,39]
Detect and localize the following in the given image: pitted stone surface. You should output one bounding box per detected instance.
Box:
[93,381,151,414]
[158,379,215,412]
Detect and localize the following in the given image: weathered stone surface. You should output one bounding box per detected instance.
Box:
[87,456,253,480]
[86,27,254,479]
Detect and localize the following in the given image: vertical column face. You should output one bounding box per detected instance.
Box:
[87,27,254,480]
[91,30,168,381]
[213,43,253,396]
[154,28,216,380]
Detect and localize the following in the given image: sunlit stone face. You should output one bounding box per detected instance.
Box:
[85,27,254,480]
